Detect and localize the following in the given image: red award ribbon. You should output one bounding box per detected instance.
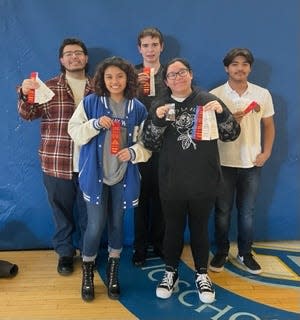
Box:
[192,106,203,140]
[111,121,121,154]
[143,67,151,96]
[27,72,37,104]
[243,101,258,114]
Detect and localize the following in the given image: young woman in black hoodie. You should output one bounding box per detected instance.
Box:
[142,58,240,304]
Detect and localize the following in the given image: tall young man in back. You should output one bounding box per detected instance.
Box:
[132,27,166,266]
[17,38,93,275]
[209,48,275,274]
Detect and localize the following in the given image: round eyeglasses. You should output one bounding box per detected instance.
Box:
[166,68,189,80]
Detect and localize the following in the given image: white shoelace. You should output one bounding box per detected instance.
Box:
[196,273,213,292]
[160,271,175,289]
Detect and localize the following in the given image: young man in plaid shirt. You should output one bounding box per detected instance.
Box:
[17,38,93,275]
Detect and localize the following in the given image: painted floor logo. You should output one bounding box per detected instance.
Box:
[97,245,300,320]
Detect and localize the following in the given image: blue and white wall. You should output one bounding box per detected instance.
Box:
[1,0,299,249]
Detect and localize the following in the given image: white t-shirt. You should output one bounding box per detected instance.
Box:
[210,82,274,168]
[66,75,87,172]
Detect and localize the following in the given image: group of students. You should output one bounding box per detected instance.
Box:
[17,27,275,305]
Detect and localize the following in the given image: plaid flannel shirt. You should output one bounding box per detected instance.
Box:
[17,73,93,180]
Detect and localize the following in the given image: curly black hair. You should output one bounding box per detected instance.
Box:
[93,56,138,99]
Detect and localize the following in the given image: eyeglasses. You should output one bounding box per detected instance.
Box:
[62,50,85,58]
[166,68,189,80]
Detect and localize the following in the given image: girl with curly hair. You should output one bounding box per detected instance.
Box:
[68,56,151,302]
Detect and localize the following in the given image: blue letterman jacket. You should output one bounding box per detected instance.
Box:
[78,94,149,208]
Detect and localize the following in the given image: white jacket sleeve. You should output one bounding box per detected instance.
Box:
[68,100,100,146]
[130,120,152,163]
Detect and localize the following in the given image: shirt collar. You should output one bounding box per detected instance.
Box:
[225,81,252,96]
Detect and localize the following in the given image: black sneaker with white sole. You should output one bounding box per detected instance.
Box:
[237,253,262,274]
[156,266,178,299]
[209,253,228,272]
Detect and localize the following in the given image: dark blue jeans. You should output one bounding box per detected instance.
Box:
[214,166,261,256]
[43,172,87,257]
[82,181,124,260]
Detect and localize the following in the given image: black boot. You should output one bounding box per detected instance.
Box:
[106,257,120,299]
[81,261,94,302]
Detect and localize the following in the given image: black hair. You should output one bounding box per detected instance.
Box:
[162,57,192,80]
[93,56,138,99]
[59,38,88,73]
[223,48,254,67]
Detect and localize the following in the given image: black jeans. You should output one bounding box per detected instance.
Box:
[162,195,215,273]
[133,155,164,254]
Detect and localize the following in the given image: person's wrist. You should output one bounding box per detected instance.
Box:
[128,147,136,161]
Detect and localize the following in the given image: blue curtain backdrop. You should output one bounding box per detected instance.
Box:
[0,0,299,249]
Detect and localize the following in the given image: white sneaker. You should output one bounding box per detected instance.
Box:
[195,273,215,304]
[156,267,178,299]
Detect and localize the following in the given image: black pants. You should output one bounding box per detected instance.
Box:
[161,194,215,273]
[133,154,164,254]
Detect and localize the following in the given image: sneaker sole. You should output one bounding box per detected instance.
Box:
[209,264,224,272]
[156,278,179,299]
[246,268,262,275]
[209,256,228,273]
[198,291,215,304]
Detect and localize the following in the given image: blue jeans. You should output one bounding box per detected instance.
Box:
[83,181,124,260]
[214,166,261,256]
[43,172,87,257]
